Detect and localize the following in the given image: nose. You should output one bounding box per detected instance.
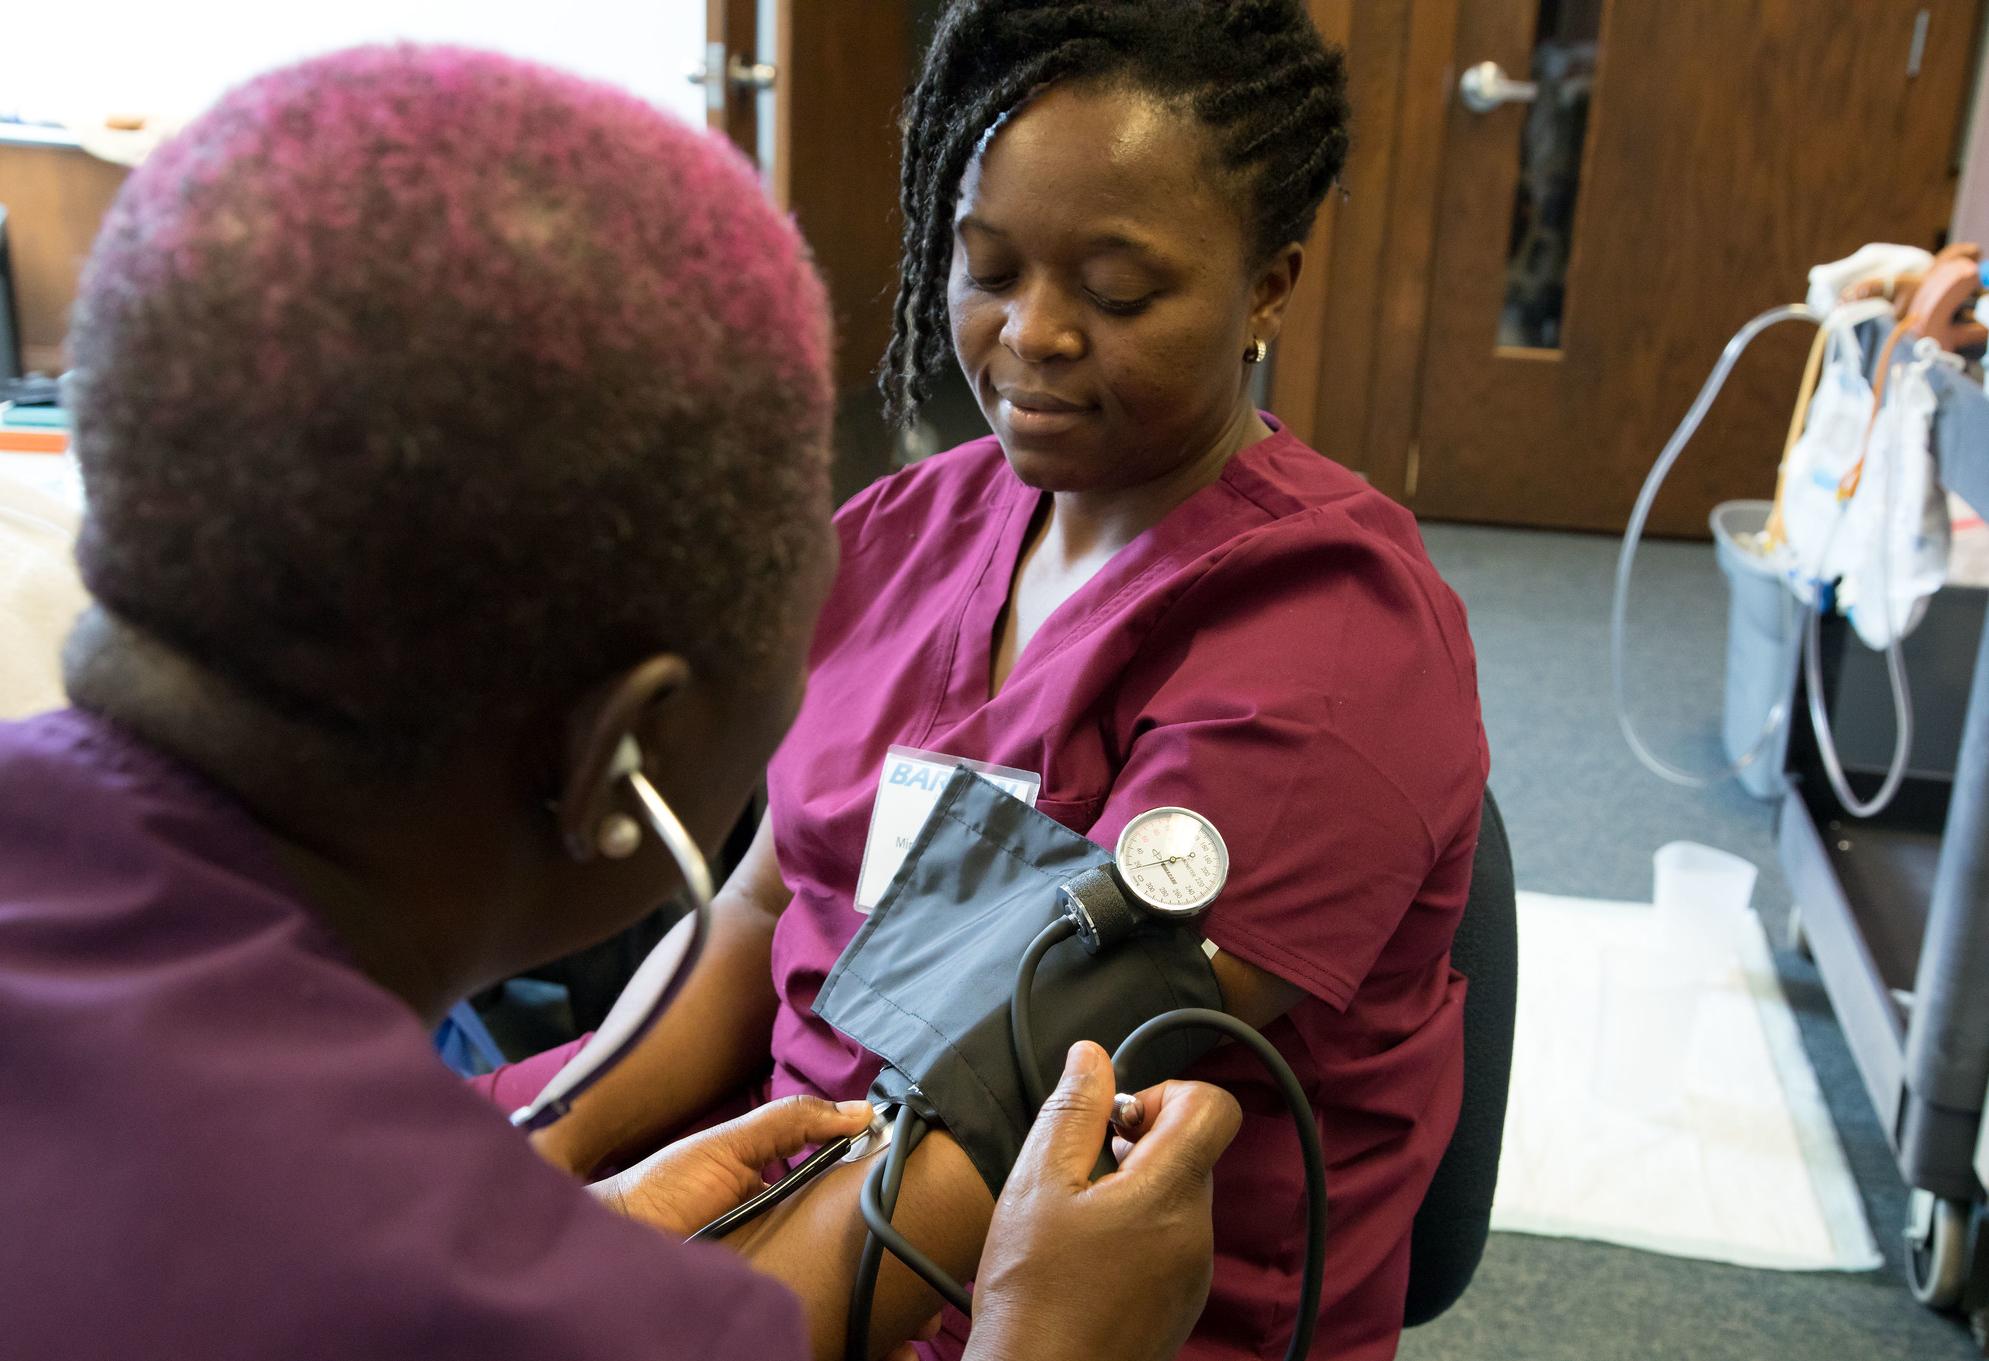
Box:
[999,279,1085,365]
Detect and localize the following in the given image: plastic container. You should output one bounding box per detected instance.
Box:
[1712,500,1801,800]
[1652,840,1759,924]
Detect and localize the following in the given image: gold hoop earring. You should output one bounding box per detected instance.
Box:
[1244,338,1268,364]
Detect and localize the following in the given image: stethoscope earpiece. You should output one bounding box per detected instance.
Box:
[513,738,715,1131]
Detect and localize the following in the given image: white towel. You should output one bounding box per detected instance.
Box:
[0,457,88,720]
[1489,843,1881,1272]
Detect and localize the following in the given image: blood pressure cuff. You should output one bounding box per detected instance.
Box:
[813,767,1223,1196]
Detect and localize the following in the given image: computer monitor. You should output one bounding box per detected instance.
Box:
[0,206,22,380]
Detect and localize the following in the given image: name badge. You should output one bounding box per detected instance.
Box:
[853,745,1041,913]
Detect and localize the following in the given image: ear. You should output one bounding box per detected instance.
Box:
[554,654,693,862]
[1248,241,1306,347]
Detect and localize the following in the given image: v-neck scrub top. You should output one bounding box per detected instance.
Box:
[766,420,1488,1361]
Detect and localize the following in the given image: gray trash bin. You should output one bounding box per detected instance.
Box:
[1712,500,1801,800]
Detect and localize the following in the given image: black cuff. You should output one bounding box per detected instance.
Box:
[813,768,1223,1197]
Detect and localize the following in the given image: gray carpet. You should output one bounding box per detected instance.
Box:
[1403,523,1978,1361]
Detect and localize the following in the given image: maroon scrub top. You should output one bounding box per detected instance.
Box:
[0,708,808,1361]
[765,421,1489,1360]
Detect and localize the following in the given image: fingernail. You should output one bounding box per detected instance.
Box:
[1065,1041,1098,1074]
[837,1100,876,1118]
[1110,1092,1144,1135]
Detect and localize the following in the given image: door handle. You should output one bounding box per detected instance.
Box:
[1459,60,1539,113]
[686,43,778,113]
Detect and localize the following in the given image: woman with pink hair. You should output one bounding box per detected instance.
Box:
[0,44,1236,1361]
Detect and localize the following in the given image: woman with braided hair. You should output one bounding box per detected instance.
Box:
[539,4,1487,1358]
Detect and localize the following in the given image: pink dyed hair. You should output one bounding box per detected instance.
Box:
[68,44,834,767]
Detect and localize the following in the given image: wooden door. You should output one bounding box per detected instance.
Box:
[1279,0,1982,536]
[1419,0,1980,533]
[0,144,128,376]
[702,0,908,497]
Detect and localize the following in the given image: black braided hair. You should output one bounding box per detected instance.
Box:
[881,0,1351,427]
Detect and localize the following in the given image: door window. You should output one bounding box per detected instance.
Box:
[1499,0,1603,351]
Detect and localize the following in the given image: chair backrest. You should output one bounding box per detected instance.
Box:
[1402,789,1517,1328]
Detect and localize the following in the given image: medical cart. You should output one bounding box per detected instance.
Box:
[1779,370,1989,1330]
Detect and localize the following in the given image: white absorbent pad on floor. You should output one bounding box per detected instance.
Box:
[1489,842,1882,1272]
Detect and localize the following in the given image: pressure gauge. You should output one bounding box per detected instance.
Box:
[1113,806,1229,920]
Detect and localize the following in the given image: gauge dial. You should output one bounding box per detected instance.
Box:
[1113,806,1228,919]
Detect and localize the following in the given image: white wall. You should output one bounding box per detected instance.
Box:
[2,0,708,129]
[1957,31,1989,245]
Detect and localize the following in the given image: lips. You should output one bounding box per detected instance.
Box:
[999,389,1091,414]
[995,387,1096,439]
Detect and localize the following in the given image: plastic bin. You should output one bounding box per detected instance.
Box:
[1712,500,1801,800]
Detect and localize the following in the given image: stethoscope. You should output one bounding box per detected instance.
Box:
[508,738,714,1132]
[509,744,896,1232]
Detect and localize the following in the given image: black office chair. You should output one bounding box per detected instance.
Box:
[1403,789,1518,1327]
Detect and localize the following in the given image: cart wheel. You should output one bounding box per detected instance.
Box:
[1905,1191,1970,1310]
[1969,1205,1989,1354]
[1787,908,1812,963]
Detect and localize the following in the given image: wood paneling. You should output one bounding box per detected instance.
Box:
[1273,0,1461,501]
[1267,0,1354,458]
[0,144,127,373]
[1954,15,1989,243]
[706,0,761,154]
[774,1,906,400]
[1302,0,1414,482]
[1359,0,1464,503]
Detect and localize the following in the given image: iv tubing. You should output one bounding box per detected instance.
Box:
[1799,358,1916,820]
[1611,303,1817,787]
[1804,593,1915,817]
[1612,300,1917,817]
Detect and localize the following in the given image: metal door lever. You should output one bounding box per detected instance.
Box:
[1459,60,1539,113]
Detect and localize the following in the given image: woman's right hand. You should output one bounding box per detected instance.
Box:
[965,1042,1242,1361]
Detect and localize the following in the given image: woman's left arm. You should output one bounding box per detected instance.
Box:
[1095,518,1485,1020]
[1207,953,1307,1029]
